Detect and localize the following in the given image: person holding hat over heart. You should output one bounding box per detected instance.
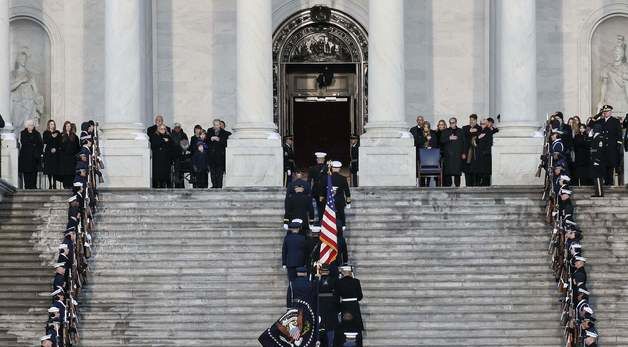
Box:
[308,152,328,225]
[588,104,623,185]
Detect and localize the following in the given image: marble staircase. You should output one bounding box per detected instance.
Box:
[0,187,627,346]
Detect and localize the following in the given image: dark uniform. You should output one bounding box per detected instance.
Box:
[471,126,496,186]
[282,230,306,281]
[318,273,340,347]
[206,127,229,188]
[284,180,315,228]
[589,109,623,185]
[335,273,364,331]
[308,160,328,224]
[589,126,606,197]
[283,138,296,186]
[349,136,359,187]
[287,268,314,308]
[327,171,351,230]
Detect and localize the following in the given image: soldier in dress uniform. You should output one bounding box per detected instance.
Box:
[589,124,606,197]
[282,219,306,281]
[317,265,339,347]
[309,152,328,225]
[283,136,296,186]
[283,178,314,232]
[550,129,567,165]
[52,262,66,292]
[349,135,359,187]
[326,161,351,231]
[572,256,587,295]
[334,266,363,333]
[588,104,623,185]
[287,266,314,308]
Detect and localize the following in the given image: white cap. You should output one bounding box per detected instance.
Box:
[344,332,359,339]
[575,256,587,262]
[585,330,598,338]
[58,244,68,250]
[73,182,83,187]
[314,152,327,158]
[41,335,52,341]
[53,262,66,268]
[68,196,77,203]
[50,288,63,296]
[331,161,342,168]
[48,307,59,314]
[559,175,571,182]
[290,218,303,224]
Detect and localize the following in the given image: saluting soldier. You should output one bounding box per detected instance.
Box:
[283,136,296,186]
[589,104,623,185]
[308,152,328,225]
[325,161,351,231]
[349,135,359,187]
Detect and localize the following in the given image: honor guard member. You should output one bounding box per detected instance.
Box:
[589,104,623,185]
[309,152,328,225]
[283,179,315,231]
[287,266,314,308]
[327,161,351,231]
[52,262,66,292]
[282,219,306,281]
[589,123,606,197]
[580,318,599,347]
[572,256,587,291]
[334,313,363,347]
[51,288,67,325]
[40,334,55,347]
[318,265,340,347]
[349,135,359,187]
[335,266,364,332]
[550,129,567,164]
[283,135,296,186]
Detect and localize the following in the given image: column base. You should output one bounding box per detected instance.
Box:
[492,136,544,185]
[225,137,283,187]
[358,136,416,187]
[0,131,19,187]
[99,136,150,188]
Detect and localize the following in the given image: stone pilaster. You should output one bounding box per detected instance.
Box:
[100,0,150,188]
[492,0,543,185]
[225,0,282,187]
[358,0,415,187]
[0,1,18,186]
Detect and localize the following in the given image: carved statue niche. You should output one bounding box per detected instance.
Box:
[11,49,44,129]
[598,34,628,113]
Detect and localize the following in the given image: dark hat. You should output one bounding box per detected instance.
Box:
[350,134,359,139]
[600,104,613,112]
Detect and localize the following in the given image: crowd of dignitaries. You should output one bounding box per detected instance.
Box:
[261,153,363,346]
[16,119,100,189]
[410,114,499,187]
[146,115,231,189]
[39,121,101,347]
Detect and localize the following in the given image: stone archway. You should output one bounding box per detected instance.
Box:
[272,5,368,139]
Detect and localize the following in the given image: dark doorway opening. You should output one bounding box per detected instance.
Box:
[293,100,351,170]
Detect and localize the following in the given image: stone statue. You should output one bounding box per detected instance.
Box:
[598,35,628,114]
[11,50,44,129]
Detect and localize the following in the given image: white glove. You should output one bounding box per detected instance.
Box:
[346,204,351,210]
[282,265,287,270]
[283,224,288,230]
[287,170,291,176]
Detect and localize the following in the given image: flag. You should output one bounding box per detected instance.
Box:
[319,174,338,265]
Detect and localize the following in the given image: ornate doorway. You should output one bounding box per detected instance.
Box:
[272,6,368,165]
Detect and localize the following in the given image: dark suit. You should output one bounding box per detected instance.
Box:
[283,144,296,185]
[471,127,496,186]
[439,127,464,186]
[18,129,43,189]
[461,124,481,186]
[206,128,229,188]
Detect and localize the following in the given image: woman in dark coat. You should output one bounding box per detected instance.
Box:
[18,120,43,189]
[573,124,591,186]
[42,120,61,189]
[59,121,80,189]
[150,124,175,188]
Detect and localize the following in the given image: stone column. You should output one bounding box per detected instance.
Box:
[0,1,18,186]
[492,0,543,185]
[358,0,415,186]
[100,0,150,187]
[225,0,282,187]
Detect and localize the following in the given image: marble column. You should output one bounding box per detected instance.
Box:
[100,0,150,187]
[358,0,415,186]
[225,0,282,187]
[0,1,18,186]
[492,0,543,185]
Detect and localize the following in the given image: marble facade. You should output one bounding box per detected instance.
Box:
[0,0,627,187]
